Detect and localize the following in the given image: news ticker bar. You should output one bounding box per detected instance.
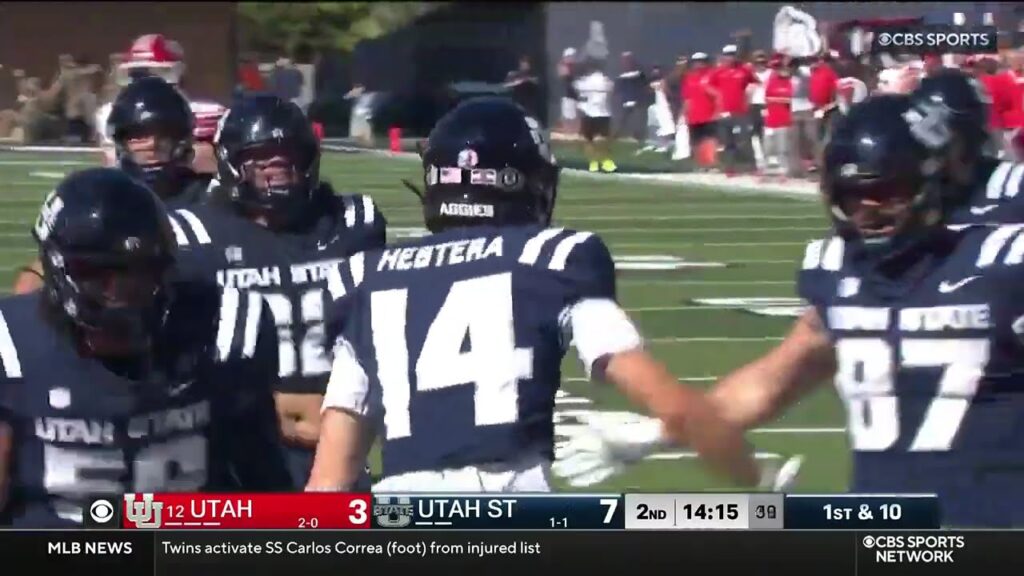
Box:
[90,492,942,530]
[11,530,1024,576]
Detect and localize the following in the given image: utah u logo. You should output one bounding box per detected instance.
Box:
[124,493,164,529]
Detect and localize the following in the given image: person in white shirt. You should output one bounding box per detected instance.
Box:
[788,58,815,177]
[747,50,771,172]
[573,58,617,173]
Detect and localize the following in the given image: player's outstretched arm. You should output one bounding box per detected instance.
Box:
[602,348,761,487]
[12,259,43,294]
[707,308,835,429]
[306,339,376,492]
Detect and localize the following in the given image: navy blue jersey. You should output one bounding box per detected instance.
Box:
[798,227,1024,527]
[168,185,386,394]
[0,283,291,528]
[323,225,640,478]
[947,160,1024,225]
[162,173,215,211]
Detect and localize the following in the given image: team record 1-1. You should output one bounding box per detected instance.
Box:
[84,492,939,530]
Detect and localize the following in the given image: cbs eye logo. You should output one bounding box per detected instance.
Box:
[89,498,116,524]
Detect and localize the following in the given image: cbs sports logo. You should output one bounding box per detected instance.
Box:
[84,497,119,528]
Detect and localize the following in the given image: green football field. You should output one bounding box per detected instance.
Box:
[0,149,849,493]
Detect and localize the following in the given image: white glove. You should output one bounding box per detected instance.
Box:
[758,454,804,492]
[553,413,666,488]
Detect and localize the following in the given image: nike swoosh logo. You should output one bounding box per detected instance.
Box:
[317,235,340,251]
[970,205,999,215]
[168,380,194,397]
[938,276,980,293]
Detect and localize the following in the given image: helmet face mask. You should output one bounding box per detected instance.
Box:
[215,96,321,230]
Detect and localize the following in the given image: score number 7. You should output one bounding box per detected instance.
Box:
[836,338,988,452]
[600,498,619,524]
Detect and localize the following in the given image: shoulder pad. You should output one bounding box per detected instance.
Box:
[983,161,1024,201]
[167,208,214,247]
[518,228,616,300]
[337,194,380,228]
[973,224,1024,268]
[800,236,845,272]
[0,307,23,379]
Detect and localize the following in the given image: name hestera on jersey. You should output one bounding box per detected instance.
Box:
[216,258,345,289]
[34,401,210,445]
[48,541,133,555]
[439,202,495,218]
[378,236,503,272]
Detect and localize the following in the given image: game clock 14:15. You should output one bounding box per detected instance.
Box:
[680,503,739,522]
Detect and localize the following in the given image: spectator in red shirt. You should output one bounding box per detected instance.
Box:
[708,44,759,175]
[977,56,1015,157]
[1007,50,1024,160]
[237,53,265,94]
[682,52,717,170]
[809,50,839,146]
[763,54,794,181]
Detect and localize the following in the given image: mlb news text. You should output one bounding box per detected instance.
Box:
[12,530,1024,575]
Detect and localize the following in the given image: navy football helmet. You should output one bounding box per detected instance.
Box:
[417,97,559,233]
[214,94,321,229]
[33,168,176,355]
[909,68,994,202]
[108,76,195,196]
[822,94,943,255]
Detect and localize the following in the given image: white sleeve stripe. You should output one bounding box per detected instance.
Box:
[361,196,376,225]
[821,237,845,271]
[176,209,212,244]
[349,252,365,287]
[215,288,240,362]
[548,231,594,271]
[343,197,357,228]
[801,239,823,270]
[1006,164,1024,198]
[326,266,347,300]
[518,227,564,265]
[986,162,1012,199]
[0,311,22,378]
[241,292,263,359]
[977,224,1024,267]
[1005,230,1024,265]
[167,215,189,246]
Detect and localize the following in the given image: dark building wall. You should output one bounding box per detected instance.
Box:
[0,2,235,108]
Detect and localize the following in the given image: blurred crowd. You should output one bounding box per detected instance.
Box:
[555,18,1024,181]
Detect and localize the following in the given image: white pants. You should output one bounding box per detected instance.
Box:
[373,454,553,493]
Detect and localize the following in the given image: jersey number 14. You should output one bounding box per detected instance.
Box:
[370,273,535,439]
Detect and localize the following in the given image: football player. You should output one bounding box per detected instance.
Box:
[909,69,1024,225]
[168,94,386,487]
[305,97,763,492]
[12,76,211,295]
[554,94,1024,527]
[96,34,225,174]
[0,168,291,527]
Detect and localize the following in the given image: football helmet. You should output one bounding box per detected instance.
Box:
[108,76,195,195]
[908,67,994,200]
[33,168,177,355]
[117,34,185,87]
[214,94,321,228]
[418,96,559,233]
[822,94,942,255]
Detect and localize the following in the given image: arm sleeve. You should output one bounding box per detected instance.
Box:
[555,234,642,378]
[321,335,375,417]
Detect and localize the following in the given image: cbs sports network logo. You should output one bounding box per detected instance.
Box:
[871,24,998,55]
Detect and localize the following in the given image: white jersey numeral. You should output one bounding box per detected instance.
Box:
[262,288,332,379]
[44,435,208,522]
[370,273,534,440]
[835,338,988,452]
